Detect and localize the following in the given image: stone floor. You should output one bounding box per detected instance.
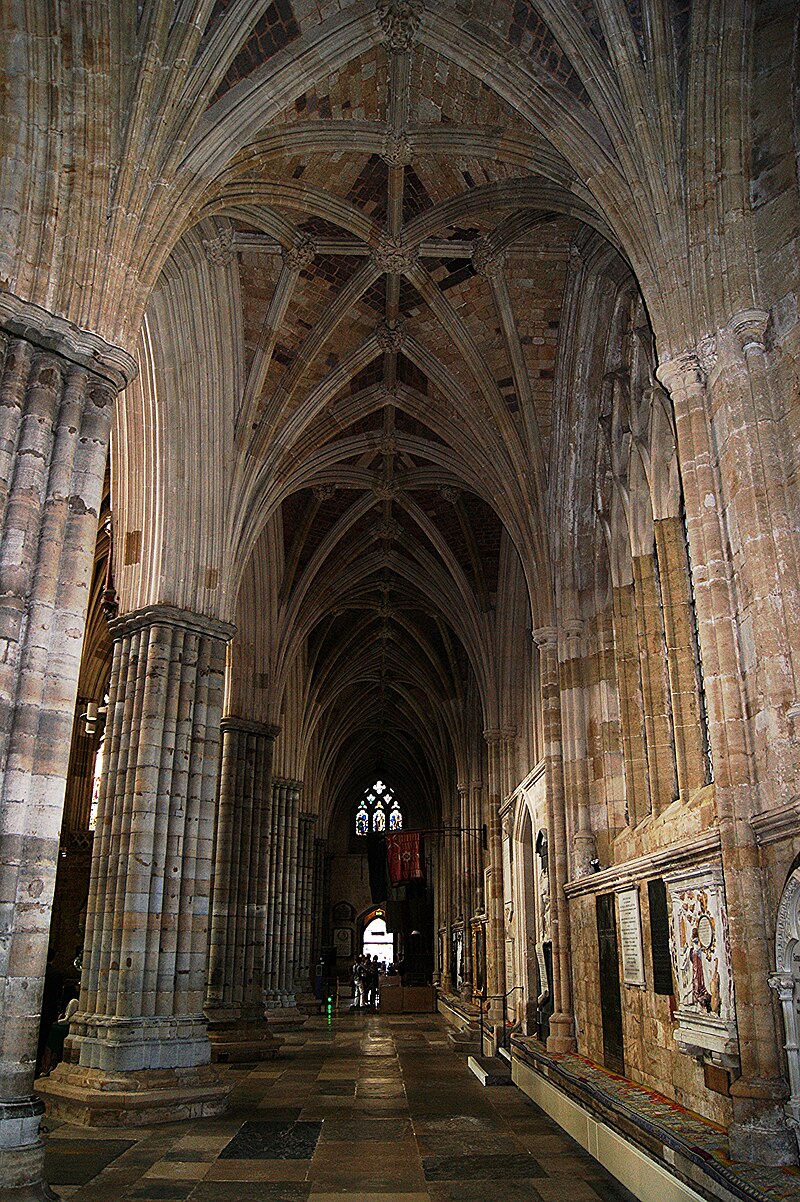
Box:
[42,1012,637,1201]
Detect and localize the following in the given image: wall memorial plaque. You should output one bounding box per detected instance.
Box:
[664,862,739,1068]
[617,886,646,986]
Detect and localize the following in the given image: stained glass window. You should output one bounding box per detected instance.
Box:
[355,780,402,836]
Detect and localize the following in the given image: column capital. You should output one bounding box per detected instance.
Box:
[531,625,558,651]
[655,351,705,398]
[768,972,796,1003]
[220,716,281,739]
[109,604,236,644]
[561,619,585,651]
[0,289,138,391]
[728,308,769,356]
[299,811,318,826]
[482,727,517,747]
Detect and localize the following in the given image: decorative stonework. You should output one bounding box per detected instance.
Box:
[664,863,739,1068]
[313,483,337,502]
[283,238,317,271]
[381,131,413,168]
[655,351,707,398]
[375,318,405,351]
[696,333,718,377]
[372,235,419,274]
[203,224,236,268]
[377,0,424,52]
[472,238,507,279]
[375,517,402,540]
[728,308,769,355]
[440,485,461,505]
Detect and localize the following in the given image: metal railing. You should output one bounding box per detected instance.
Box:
[477,984,525,1052]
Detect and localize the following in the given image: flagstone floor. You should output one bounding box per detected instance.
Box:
[42,1012,637,1201]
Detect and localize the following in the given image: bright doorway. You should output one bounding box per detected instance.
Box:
[363,914,394,965]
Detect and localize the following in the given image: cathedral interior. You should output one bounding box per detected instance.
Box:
[1,1,799,1199]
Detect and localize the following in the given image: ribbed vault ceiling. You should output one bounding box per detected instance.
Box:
[151,0,645,829]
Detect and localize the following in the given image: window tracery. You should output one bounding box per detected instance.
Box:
[355,780,403,835]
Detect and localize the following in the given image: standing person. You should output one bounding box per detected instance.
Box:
[364,955,378,1008]
[371,955,382,1008]
[350,955,364,1009]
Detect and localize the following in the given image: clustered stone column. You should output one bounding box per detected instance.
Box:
[559,621,597,876]
[658,347,795,1164]
[292,812,317,1001]
[205,717,281,1058]
[311,836,327,969]
[610,577,651,824]
[630,549,679,813]
[532,627,576,1053]
[0,298,135,1197]
[652,511,709,797]
[264,778,301,1007]
[39,604,233,1125]
[483,729,516,1026]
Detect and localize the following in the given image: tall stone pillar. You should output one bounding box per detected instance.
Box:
[264,779,286,1002]
[205,717,281,1060]
[0,297,135,1200]
[457,785,473,996]
[264,779,301,1008]
[532,628,576,1052]
[293,812,317,1000]
[559,621,597,875]
[653,514,709,796]
[483,730,511,1026]
[311,836,327,968]
[38,605,233,1126]
[611,581,651,825]
[631,552,679,813]
[658,353,795,1164]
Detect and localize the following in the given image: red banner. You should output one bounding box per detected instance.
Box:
[386,831,424,884]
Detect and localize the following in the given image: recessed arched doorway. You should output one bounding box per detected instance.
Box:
[362,910,394,965]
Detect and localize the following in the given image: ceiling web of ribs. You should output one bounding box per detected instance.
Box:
[207,0,593,824]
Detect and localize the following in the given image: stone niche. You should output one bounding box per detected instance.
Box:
[664,862,739,1069]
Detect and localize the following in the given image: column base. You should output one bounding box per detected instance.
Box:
[262,1002,306,1033]
[546,1012,577,1053]
[0,1098,57,1202]
[728,1079,798,1165]
[207,1018,283,1063]
[295,992,322,1015]
[35,1061,230,1127]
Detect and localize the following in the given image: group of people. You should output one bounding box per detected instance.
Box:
[350,954,382,1009]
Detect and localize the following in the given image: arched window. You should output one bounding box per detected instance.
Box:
[355,780,403,836]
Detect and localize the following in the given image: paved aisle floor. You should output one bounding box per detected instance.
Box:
[43,1013,637,1201]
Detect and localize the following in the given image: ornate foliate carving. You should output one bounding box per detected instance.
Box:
[283,238,317,270]
[472,238,507,279]
[372,234,419,274]
[375,319,405,352]
[381,131,413,168]
[377,0,424,51]
[203,225,236,268]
